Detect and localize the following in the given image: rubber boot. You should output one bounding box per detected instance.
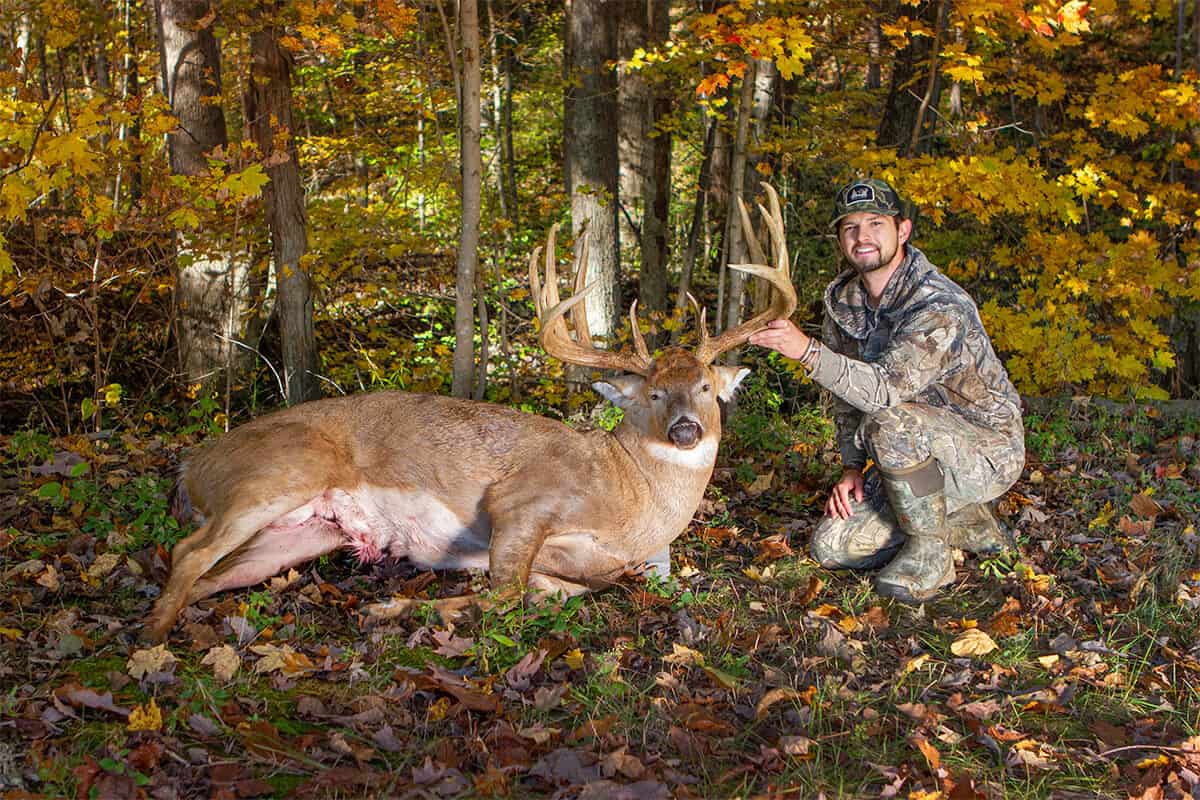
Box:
[947,502,1014,556]
[875,457,955,605]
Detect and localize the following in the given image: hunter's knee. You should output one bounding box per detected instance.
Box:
[861,404,923,463]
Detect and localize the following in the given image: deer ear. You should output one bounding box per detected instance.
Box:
[592,376,645,409]
[711,366,751,401]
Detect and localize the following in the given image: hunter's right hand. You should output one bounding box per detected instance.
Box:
[826,468,865,520]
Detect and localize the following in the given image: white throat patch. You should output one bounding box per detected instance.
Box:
[643,439,718,470]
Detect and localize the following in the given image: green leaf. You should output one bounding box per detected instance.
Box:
[488,632,517,647]
[36,482,63,500]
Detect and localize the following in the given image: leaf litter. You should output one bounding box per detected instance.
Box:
[0,405,1198,797]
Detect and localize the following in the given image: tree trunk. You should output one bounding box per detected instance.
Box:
[501,18,517,225]
[639,0,671,317]
[153,0,249,392]
[876,0,944,156]
[452,0,483,398]
[673,114,716,323]
[867,18,882,90]
[566,0,620,341]
[617,0,648,248]
[486,0,509,222]
[247,15,319,405]
[719,59,758,362]
[747,59,777,316]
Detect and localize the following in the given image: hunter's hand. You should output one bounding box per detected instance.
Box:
[748,319,810,360]
[826,468,865,520]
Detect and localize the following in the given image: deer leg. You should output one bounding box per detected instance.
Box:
[487,520,547,591]
[145,493,319,642]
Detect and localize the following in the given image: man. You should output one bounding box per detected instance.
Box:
[749,178,1024,604]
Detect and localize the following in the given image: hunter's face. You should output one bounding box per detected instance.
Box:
[837,212,910,274]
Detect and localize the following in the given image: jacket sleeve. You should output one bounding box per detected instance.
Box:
[820,314,868,471]
[811,304,962,416]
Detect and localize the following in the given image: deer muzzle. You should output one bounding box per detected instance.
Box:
[667,416,703,449]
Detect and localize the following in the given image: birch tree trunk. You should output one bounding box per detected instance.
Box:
[718,60,758,362]
[247,13,318,405]
[452,0,483,398]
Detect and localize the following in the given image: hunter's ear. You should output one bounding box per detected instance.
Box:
[592,375,645,409]
[711,366,751,402]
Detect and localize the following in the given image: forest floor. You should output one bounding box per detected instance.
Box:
[1,397,1199,799]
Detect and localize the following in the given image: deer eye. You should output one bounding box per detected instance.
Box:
[649,391,664,402]
[700,383,712,393]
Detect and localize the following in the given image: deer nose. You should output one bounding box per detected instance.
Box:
[668,417,703,448]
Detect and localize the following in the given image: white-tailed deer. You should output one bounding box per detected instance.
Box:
[145,184,796,642]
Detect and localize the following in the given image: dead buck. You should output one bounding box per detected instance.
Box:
[145,184,796,642]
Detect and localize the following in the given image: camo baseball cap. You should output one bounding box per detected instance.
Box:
[831,178,903,228]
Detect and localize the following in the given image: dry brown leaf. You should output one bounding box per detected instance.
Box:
[779,735,813,756]
[794,575,824,605]
[1130,492,1162,518]
[951,628,998,657]
[127,644,177,679]
[664,643,705,666]
[755,687,802,719]
[985,597,1023,638]
[912,735,940,771]
[202,644,241,681]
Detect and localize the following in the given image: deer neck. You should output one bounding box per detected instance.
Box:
[611,423,719,486]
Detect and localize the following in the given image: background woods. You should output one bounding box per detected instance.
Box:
[0,0,1197,432]
[3,3,1200,800]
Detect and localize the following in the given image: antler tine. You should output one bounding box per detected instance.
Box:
[695,182,798,365]
[531,223,654,376]
[569,223,593,346]
[628,300,650,363]
[686,292,710,354]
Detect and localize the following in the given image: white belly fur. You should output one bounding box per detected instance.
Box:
[268,485,490,570]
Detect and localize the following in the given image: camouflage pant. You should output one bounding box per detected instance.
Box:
[810,403,1024,568]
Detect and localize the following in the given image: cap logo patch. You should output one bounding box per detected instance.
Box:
[845,184,875,205]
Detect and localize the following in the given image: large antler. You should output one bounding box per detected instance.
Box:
[694,182,798,365]
[530,223,653,376]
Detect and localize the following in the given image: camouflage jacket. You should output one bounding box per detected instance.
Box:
[808,245,1023,470]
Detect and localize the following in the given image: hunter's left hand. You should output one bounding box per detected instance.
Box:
[749,319,810,360]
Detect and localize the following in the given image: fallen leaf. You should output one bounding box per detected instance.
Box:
[251,643,317,676]
[794,575,824,605]
[563,649,585,670]
[779,735,813,756]
[755,687,802,719]
[663,643,705,667]
[127,644,177,679]
[951,629,998,657]
[86,552,121,579]
[754,533,793,560]
[505,649,547,691]
[912,734,940,771]
[904,653,932,673]
[746,470,774,495]
[202,644,241,681]
[268,568,303,592]
[432,629,475,658]
[37,563,60,591]
[1130,492,1162,519]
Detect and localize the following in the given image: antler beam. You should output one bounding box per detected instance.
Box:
[694,182,798,365]
[530,223,653,376]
